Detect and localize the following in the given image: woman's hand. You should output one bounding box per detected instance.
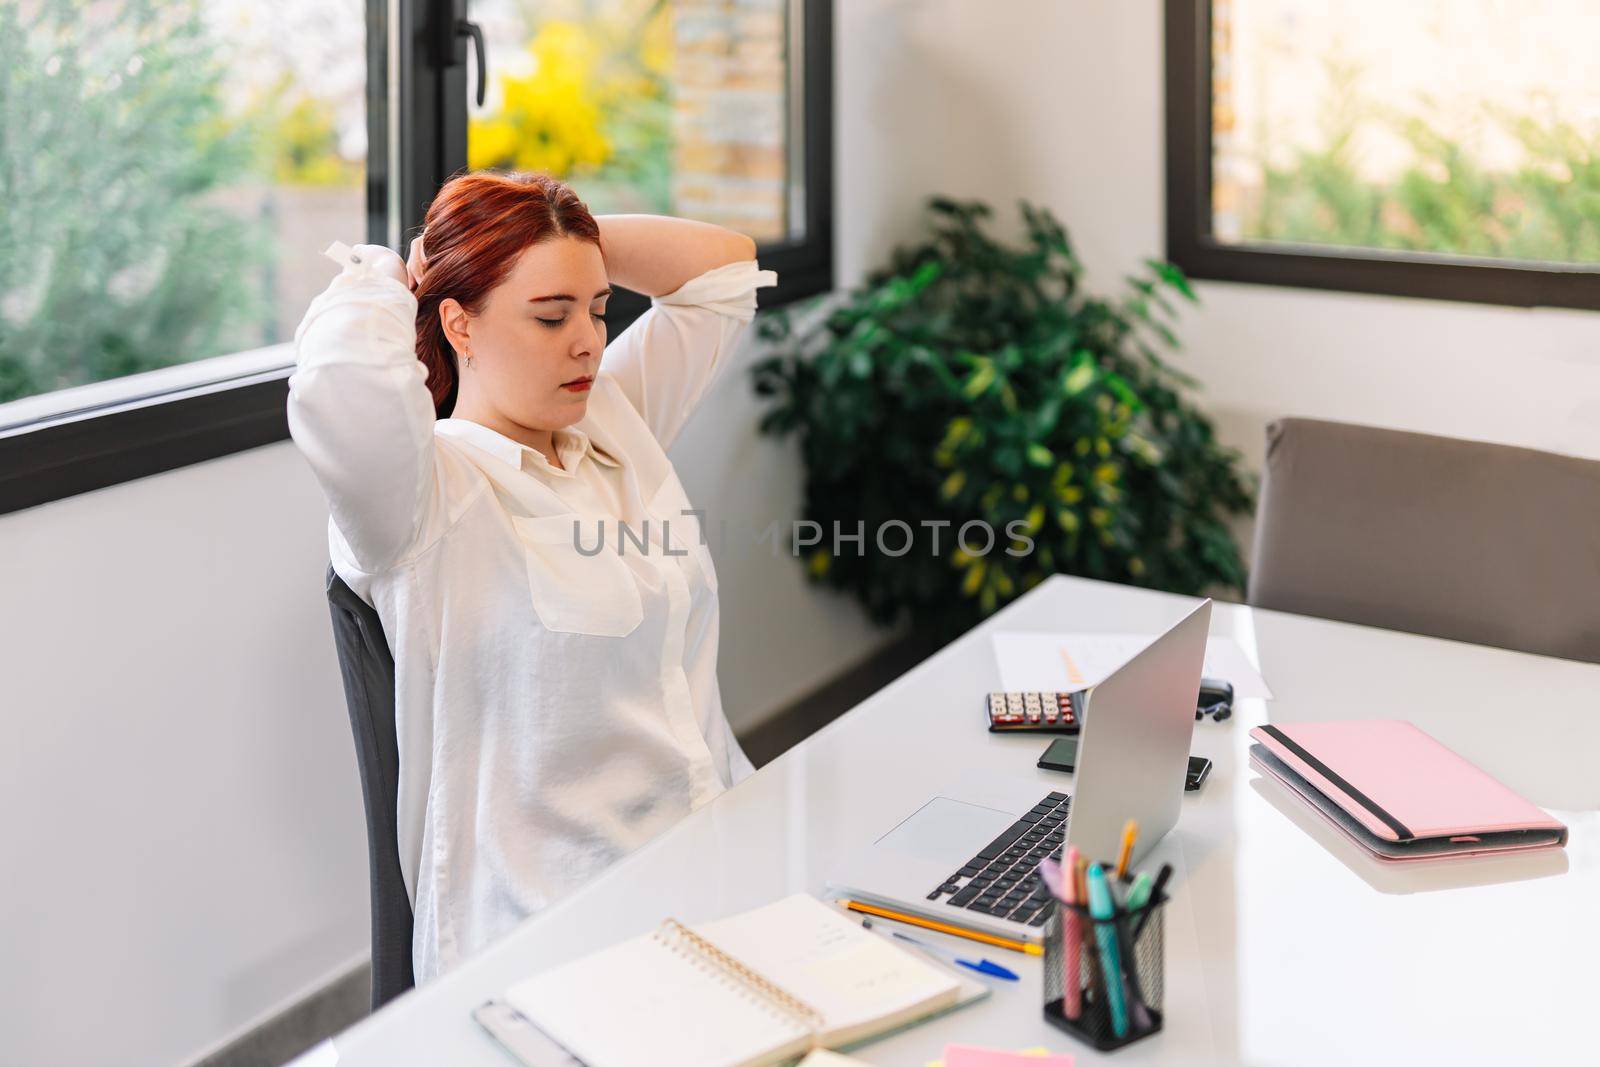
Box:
[406,234,428,292]
[337,243,409,289]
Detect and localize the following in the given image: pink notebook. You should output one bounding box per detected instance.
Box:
[1248,720,1566,861]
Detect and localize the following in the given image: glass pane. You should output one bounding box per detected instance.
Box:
[1211,0,1600,265]
[0,0,370,409]
[468,0,797,244]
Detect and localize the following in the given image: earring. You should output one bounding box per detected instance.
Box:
[464,350,475,370]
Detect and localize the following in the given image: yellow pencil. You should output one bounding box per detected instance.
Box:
[1115,819,1139,880]
[838,899,1044,956]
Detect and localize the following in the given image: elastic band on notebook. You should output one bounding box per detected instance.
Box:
[1258,724,1414,841]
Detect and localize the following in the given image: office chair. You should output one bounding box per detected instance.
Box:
[1248,417,1600,664]
[325,564,415,1010]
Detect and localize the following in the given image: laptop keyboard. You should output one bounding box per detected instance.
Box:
[924,791,1069,927]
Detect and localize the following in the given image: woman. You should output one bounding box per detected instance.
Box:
[287,170,777,982]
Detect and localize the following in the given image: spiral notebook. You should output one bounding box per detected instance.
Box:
[474,893,991,1067]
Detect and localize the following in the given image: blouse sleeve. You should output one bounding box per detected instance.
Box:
[286,241,440,573]
[601,258,779,451]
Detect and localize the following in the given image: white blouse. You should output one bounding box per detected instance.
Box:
[287,239,778,982]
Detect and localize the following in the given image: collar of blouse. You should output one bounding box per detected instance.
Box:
[435,418,622,478]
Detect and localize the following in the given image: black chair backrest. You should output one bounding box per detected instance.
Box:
[325,564,415,1010]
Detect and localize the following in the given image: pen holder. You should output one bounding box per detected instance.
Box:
[1040,887,1166,1051]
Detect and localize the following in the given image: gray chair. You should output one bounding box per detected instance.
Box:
[1248,417,1600,664]
[325,565,415,1010]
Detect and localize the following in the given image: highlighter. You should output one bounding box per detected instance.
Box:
[1123,870,1155,913]
[1086,863,1129,1038]
[1057,848,1083,1020]
[1073,856,1102,1000]
[1114,879,1155,1033]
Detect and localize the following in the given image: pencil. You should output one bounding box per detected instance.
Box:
[1115,819,1139,880]
[837,899,1044,956]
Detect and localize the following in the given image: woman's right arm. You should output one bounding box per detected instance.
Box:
[287,241,438,573]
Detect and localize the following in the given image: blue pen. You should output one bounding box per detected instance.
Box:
[860,920,1020,981]
[1086,863,1129,1037]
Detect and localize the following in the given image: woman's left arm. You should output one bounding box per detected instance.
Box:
[596,215,777,451]
[596,214,756,297]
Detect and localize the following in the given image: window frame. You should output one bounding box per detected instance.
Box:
[0,0,834,517]
[1164,0,1600,313]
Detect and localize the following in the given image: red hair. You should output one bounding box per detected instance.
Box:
[412,170,601,417]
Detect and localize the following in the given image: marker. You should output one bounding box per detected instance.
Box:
[1115,819,1139,880]
[1086,864,1129,1038]
[1061,846,1083,1020]
[1123,871,1155,913]
[1148,863,1174,901]
[1113,869,1156,1032]
[1132,863,1173,941]
[837,899,1043,956]
[859,920,1019,981]
[1114,903,1155,1033]
[1037,855,1068,899]
[1074,855,1103,1002]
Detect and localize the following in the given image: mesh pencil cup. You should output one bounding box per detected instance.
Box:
[1040,882,1167,1051]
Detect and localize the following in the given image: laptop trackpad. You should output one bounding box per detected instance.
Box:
[874,796,1018,869]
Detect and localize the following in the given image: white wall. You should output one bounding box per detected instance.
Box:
[9,3,1599,1064]
[0,445,368,1067]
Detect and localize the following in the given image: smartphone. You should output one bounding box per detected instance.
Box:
[1037,737,1212,791]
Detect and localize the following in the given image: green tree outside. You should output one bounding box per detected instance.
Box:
[1241,57,1600,264]
[0,0,275,406]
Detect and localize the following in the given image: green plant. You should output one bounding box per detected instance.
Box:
[0,0,270,404]
[751,197,1254,640]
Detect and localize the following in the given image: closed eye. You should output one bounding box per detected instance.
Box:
[537,313,607,329]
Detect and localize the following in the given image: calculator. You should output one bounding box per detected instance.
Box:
[985,690,1083,733]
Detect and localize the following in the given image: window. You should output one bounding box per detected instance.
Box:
[1165,0,1600,309]
[0,0,388,514]
[0,0,833,515]
[463,0,831,328]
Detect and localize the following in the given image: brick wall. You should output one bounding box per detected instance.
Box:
[670,0,790,242]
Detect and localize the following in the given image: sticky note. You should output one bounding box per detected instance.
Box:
[941,1046,1072,1067]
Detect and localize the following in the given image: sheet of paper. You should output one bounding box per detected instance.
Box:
[991,631,1273,700]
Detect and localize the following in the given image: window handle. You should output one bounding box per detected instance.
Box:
[428,1,487,107]
[458,19,486,107]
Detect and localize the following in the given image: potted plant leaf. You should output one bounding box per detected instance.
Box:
[750,196,1254,641]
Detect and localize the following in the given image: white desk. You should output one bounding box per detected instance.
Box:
[326,576,1600,1065]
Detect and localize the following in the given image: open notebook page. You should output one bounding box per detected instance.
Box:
[503,929,813,1067]
[695,894,963,1047]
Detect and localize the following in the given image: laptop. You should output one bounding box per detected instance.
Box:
[826,599,1212,945]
